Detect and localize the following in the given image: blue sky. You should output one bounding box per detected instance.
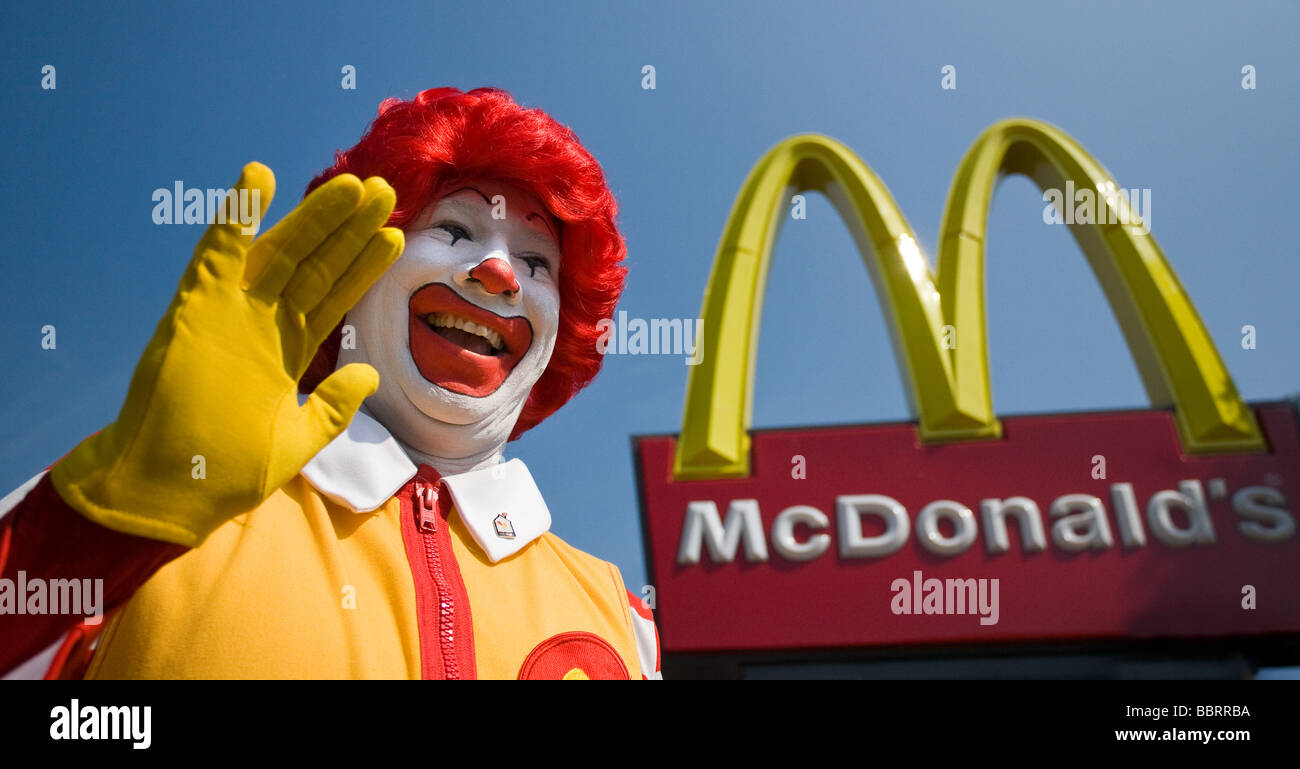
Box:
[2,1,1297,676]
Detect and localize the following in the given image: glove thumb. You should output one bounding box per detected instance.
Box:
[295,362,380,457]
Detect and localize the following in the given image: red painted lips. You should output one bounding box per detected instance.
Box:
[408,283,533,397]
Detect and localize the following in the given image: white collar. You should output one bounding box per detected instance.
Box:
[299,406,551,562]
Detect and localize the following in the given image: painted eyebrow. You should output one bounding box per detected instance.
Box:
[525,212,558,240]
[445,186,494,206]
[442,186,558,240]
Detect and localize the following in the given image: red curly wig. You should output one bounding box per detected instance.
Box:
[297,87,627,440]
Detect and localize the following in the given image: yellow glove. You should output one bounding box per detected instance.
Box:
[51,163,404,547]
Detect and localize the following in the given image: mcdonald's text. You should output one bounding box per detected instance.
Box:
[674,477,1293,568]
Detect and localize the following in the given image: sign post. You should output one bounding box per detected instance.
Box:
[634,119,1300,670]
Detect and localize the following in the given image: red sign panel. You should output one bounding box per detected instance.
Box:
[635,403,1300,653]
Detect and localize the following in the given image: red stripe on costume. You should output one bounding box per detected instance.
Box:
[626,587,654,621]
[0,473,187,678]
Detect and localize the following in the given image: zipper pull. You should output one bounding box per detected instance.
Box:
[415,481,439,532]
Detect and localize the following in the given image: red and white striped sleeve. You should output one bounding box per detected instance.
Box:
[625,588,662,680]
[0,468,187,679]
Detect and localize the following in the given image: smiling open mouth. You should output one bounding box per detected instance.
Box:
[408,283,533,397]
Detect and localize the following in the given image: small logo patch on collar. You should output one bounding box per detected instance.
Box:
[441,458,552,562]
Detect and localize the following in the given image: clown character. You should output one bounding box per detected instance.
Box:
[0,88,662,680]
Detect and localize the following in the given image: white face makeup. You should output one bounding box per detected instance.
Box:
[337,181,562,471]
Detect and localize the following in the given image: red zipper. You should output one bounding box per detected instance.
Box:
[415,479,460,679]
[399,468,475,680]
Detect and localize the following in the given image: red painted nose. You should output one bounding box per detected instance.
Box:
[469,258,520,295]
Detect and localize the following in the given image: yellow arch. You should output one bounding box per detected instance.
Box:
[673,118,1263,481]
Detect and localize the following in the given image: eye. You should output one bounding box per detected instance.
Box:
[433,222,472,245]
[518,254,552,278]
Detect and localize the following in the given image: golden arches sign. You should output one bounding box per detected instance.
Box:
[674,118,1264,481]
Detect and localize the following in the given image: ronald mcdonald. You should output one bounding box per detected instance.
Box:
[0,87,661,680]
